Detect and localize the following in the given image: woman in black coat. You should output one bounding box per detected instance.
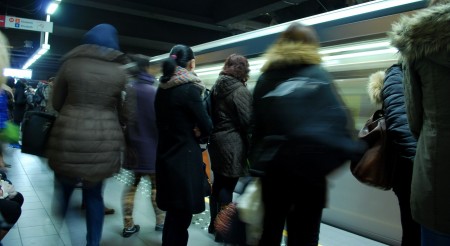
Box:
[12,79,27,125]
[155,44,213,246]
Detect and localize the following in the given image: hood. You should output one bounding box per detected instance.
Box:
[137,72,156,85]
[261,42,321,72]
[158,66,205,92]
[389,3,450,63]
[62,44,125,63]
[212,75,242,99]
[82,24,119,50]
[367,70,385,105]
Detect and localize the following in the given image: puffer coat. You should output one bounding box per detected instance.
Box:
[208,75,252,178]
[368,65,417,190]
[46,44,127,182]
[390,2,450,234]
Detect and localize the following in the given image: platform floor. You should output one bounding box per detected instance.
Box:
[1,146,388,246]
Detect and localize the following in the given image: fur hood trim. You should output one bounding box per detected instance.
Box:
[261,42,321,72]
[389,3,450,61]
[368,71,385,105]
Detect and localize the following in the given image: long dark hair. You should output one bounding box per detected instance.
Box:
[220,54,250,83]
[160,44,195,83]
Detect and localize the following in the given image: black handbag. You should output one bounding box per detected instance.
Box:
[21,111,56,157]
[350,109,396,190]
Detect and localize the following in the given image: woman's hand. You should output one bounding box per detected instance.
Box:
[193,127,201,137]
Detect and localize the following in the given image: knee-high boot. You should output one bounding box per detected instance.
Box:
[208,196,218,234]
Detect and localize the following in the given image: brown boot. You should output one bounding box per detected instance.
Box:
[104,207,115,215]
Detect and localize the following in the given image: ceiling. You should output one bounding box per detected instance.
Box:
[1,0,366,80]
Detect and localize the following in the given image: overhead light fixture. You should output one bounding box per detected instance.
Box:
[22,44,50,69]
[46,0,62,15]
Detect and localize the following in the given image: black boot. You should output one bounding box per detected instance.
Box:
[208,196,218,234]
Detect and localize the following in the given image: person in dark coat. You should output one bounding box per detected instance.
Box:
[12,79,27,125]
[207,54,252,240]
[250,23,364,246]
[46,23,127,246]
[368,65,420,246]
[389,0,450,244]
[155,44,213,246]
[121,54,165,237]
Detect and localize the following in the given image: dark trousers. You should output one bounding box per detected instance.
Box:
[162,210,192,246]
[212,174,239,205]
[259,171,326,246]
[392,158,421,246]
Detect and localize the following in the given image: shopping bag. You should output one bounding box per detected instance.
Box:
[0,121,20,143]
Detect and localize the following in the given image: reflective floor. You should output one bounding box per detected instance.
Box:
[1,146,388,246]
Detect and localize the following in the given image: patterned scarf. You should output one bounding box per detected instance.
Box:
[159,66,205,93]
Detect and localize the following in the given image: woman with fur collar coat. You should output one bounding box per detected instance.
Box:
[250,23,364,246]
[389,0,450,243]
[368,65,420,246]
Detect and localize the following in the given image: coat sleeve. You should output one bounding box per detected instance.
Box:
[382,65,417,160]
[186,85,213,139]
[402,61,423,138]
[52,62,69,112]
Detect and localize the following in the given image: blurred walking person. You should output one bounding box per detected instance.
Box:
[250,23,364,246]
[46,24,127,246]
[121,54,165,237]
[155,44,212,246]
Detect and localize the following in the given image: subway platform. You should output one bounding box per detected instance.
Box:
[1,146,388,246]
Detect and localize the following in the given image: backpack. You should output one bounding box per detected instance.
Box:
[203,88,213,121]
[249,74,365,176]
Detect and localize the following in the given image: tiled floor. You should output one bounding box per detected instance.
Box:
[1,146,388,246]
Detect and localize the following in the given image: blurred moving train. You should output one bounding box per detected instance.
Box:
[151,1,428,245]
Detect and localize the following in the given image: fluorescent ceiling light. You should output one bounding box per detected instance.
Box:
[22,44,51,69]
[46,0,62,15]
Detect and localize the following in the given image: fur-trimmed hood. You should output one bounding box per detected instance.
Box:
[261,42,321,72]
[367,70,385,105]
[389,3,450,62]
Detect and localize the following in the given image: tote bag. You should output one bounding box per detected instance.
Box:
[350,109,396,190]
[21,111,56,157]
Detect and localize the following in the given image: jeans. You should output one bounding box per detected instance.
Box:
[55,175,104,246]
[421,226,450,246]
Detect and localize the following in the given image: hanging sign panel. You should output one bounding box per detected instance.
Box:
[0,15,53,33]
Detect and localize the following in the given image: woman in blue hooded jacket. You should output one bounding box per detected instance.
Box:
[47,24,127,246]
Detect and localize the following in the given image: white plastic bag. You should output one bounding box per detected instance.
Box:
[237,178,264,245]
